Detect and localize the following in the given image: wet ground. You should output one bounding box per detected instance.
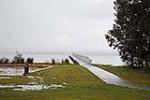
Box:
[0,67,24,76]
[0,75,66,91]
[72,54,150,91]
[0,66,52,76]
[0,66,64,91]
[0,84,65,91]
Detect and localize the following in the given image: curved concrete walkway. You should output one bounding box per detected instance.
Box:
[72,54,150,91]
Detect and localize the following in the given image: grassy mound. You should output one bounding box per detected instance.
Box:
[0,64,150,100]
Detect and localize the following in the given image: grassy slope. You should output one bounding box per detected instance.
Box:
[96,64,150,86]
[0,64,150,100]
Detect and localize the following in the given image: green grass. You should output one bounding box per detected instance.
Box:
[0,76,32,84]
[95,64,150,86]
[0,64,150,100]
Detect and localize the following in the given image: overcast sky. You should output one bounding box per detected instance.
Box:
[0,0,115,53]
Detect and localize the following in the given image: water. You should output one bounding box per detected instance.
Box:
[0,74,66,91]
[0,52,70,63]
[75,52,123,65]
[0,75,66,91]
[0,84,65,91]
[89,55,122,65]
[0,67,24,76]
[0,51,123,65]
[0,66,52,76]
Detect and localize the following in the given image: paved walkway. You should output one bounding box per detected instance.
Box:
[72,54,150,91]
[29,66,53,73]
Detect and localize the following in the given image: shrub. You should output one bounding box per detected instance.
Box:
[62,59,64,64]
[26,58,34,64]
[13,52,25,64]
[51,59,55,64]
[64,58,70,64]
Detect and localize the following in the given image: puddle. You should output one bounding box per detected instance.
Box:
[72,54,150,91]
[0,67,24,76]
[0,84,65,91]
[0,66,52,76]
[0,73,66,91]
[0,65,64,91]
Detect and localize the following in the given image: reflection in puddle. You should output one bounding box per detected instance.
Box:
[0,66,52,76]
[0,67,24,76]
[0,84,65,91]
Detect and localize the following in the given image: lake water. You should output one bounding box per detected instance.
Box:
[85,55,123,65]
[0,52,123,66]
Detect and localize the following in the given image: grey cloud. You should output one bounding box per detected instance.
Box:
[0,0,115,52]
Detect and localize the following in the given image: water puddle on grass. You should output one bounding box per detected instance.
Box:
[0,65,65,91]
[0,84,65,91]
[0,66,52,76]
[0,75,66,91]
[0,67,24,76]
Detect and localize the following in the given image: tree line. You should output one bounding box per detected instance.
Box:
[0,52,33,64]
[105,0,150,70]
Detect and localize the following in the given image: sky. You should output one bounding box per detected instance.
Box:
[0,0,115,53]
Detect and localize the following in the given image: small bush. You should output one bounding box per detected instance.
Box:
[13,52,25,64]
[64,58,70,64]
[61,58,70,64]
[26,58,34,64]
[62,59,64,64]
[52,59,55,64]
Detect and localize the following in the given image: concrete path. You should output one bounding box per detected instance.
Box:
[29,66,53,73]
[72,54,150,91]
